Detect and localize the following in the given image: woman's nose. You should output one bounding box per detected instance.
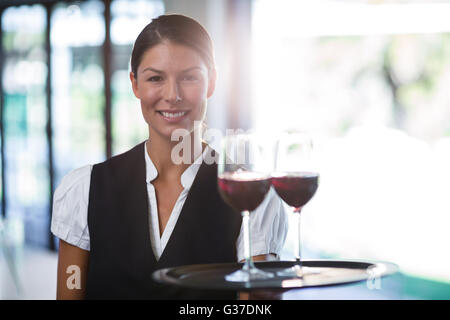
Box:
[163,79,182,104]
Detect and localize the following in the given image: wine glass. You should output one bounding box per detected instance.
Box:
[271,131,319,278]
[217,132,274,282]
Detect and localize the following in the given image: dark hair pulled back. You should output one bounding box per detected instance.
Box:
[131,14,215,78]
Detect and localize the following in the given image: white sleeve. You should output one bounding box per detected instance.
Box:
[50,165,93,251]
[236,187,289,262]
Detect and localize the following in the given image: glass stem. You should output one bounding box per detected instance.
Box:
[242,210,254,271]
[294,209,302,267]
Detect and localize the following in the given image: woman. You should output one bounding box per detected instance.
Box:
[52,14,287,300]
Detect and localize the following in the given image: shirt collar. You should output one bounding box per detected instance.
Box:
[144,141,158,184]
[144,141,213,190]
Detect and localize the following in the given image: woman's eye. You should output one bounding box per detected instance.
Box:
[181,75,198,81]
[148,76,163,82]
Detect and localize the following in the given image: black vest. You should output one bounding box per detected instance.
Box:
[85,142,242,299]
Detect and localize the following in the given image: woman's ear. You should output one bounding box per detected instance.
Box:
[130,71,140,99]
[207,68,217,98]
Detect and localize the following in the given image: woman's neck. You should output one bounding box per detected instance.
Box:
[146,128,204,180]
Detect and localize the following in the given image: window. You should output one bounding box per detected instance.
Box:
[2,4,48,246]
[0,0,164,249]
[51,0,106,187]
[252,0,450,282]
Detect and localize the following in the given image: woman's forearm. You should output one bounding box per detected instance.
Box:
[56,240,89,300]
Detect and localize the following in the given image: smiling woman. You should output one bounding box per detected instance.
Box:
[130,41,214,140]
[50,14,288,300]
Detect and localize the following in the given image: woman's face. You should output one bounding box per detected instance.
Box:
[130,40,215,141]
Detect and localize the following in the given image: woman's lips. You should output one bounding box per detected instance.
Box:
[157,110,190,123]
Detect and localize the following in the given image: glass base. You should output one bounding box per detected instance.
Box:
[225,267,274,282]
[276,264,304,278]
[276,264,322,278]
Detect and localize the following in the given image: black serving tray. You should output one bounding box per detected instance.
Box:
[152,259,398,291]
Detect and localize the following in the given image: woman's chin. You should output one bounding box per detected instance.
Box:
[149,126,195,142]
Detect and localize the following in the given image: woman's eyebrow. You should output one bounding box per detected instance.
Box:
[141,67,164,74]
[141,66,203,74]
[181,66,202,73]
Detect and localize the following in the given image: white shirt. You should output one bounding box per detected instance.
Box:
[51,142,288,262]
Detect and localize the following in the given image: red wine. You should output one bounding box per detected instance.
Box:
[218,171,271,212]
[271,172,319,210]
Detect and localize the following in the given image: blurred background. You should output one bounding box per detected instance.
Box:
[0,0,450,299]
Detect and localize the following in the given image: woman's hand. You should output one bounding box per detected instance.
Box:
[250,253,278,262]
[56,240,89,300]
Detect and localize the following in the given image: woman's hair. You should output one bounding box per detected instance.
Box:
[130,14,215,78]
